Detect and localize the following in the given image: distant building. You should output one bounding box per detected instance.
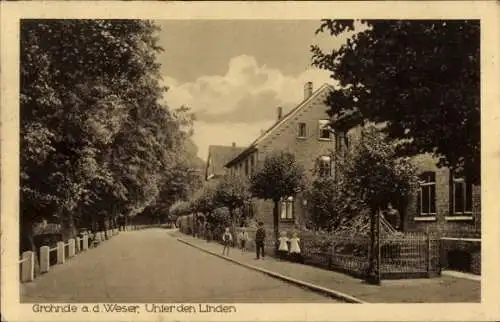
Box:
[225,82,335,230]
[205,143,245,181]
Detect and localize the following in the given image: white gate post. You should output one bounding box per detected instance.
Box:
[75,237,81,253]
[82,235,89,250]
[20,251,35,282]
[56,241,65,264]
[68,239,75,258]
[39,246,50,273]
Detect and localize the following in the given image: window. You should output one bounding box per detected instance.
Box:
[244,159,249,176]
[280,196,294,220]
[318,120,331,140]
[418,172,436,216]
[452,177,473,215]
[298,123,306,138]
[317,155,332,177]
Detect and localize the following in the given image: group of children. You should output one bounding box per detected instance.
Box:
[220,223,302,262]
[277,231,303,262]
[221,226,251,256]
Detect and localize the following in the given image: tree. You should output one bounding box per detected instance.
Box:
[169,201,192,223]
[214,173,251,230]
[306,177,362,231]
[311,20,480,184]
[250,152,305,252]
[341,125,418,284]
[190,181,219,235]
[20,20,191,258]
[141,107,204,224]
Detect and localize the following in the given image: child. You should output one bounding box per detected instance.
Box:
[237,227,249,252]
[278,231,289,259]
[222,227,233,256]
[289,232,302,263]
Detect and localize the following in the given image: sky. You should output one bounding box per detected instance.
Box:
[156,20,356,160]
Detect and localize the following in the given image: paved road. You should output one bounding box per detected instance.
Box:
[21,228,335,303]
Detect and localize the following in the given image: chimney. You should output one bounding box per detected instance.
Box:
[277,106,283,121]
[232,142,236,148]
[304,81,313,100]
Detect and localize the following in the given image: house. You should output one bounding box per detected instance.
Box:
[205,143,245,181]
[225,82,336,230]
[331,110,481,274]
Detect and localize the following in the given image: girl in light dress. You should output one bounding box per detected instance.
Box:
[288,232,303,263]
[277,231,289,259]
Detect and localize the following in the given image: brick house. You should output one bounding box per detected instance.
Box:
[225,82,335,230]
[331,110,481,274]
[205,144,245,181]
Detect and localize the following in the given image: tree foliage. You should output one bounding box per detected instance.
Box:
[345,125,418,211]
[311,19,480,184]
[191,181,219,216]
[215,173,251,217]
[250,152,305,203]
[306,177,361,231]
[20,20,201,253]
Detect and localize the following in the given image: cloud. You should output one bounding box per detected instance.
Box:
[162,55,335,159]
[163,55,334,121]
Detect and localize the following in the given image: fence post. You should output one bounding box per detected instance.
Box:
[69,239,76,258]
[20,251,35,282]
[328,241,334,269]
[82,234,89,250]
[40,245,50,273]
[426,233,431,277]
[56,241,65,264]
[75,237,81,253]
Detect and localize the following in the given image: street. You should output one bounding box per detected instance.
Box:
[21,229,335,303]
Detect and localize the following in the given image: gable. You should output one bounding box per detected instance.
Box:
[258,85,333,152]
[226,83,335,167]
[253,83,334,148]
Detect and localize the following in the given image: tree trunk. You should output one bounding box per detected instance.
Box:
[20,214,40,276]
[98,215,106,238]
[229,207,237,246]
[273,199,279,254]
[60,208,77,241]
[366,208,381,285]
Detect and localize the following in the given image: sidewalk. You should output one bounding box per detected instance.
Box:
[173,232,480,303]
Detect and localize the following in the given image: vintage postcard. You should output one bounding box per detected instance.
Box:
[1,1,499,322]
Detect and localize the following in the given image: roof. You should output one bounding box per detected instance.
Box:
[226,83,335,167]
[206,145,245,179]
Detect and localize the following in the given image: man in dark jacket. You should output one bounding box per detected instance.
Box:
[255,222,266,259]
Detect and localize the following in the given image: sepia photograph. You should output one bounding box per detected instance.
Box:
[1,2,499,322]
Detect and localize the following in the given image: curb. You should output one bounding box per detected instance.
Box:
[177,238,365,304]
[441,270,481,281]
